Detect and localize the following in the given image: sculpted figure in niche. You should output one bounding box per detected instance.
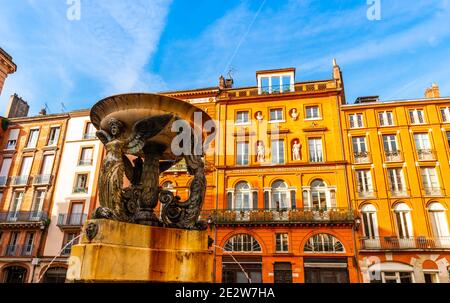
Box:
[292,140,302,161]
[257,141,265,163]
[290,108,299,121]
[255,111,264,122]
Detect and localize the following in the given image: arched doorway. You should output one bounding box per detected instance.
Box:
[43,267,68,283]
[3,266,28,283]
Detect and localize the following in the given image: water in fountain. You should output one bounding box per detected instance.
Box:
[212,244,252,283]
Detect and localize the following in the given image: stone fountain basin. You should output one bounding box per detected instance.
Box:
[90,93,212,160]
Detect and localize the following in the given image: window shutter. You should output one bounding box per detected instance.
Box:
[252,191,258,209]
[264,191,270,209]
[227,192,233,210]
[290,191,296,209]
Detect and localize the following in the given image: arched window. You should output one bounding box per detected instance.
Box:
[394,203,414,240]
[43,267,67,283]
[428,202,450,246]
[235,182,251,210]
[224,234,262,253]
[272,180,289,209]
[361,204,379,239]
[3,266,27,283]
[303,179,336,209]
[304,233,345,253]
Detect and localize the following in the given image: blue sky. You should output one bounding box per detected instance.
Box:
[1,0,450,115]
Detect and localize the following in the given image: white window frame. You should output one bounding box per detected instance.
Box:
[275,233,289,253]
[305,106,321,120]
[379,111,394,126]
[356,170,374,195]
[269,109,285,123]
[409,109,425,125]
[387,168,406,195]
[308,138,324,163]
[235,111,250,125]
[349,113,364,128]
[440,107,450,123]
[420,167,440,194]
[271,139,285,165]
[26,128,40,149]
[236,141,249,166]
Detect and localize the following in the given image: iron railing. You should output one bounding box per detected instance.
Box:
[0,211,48,223]
[2,244,34,257]
[423,187,442,196]
[83,133,97,140]
[33,174,52,185]
[200,208,355,225]
[417,149,436,161]
[259,84,295,95]
[353,151,371,164]
[57,213,87,227]
[360,236,450,250]
[384,150,403,162]
[73,187,88,194]
[78,159,93,166]
[358,191,375,198]
[11,175,29,186]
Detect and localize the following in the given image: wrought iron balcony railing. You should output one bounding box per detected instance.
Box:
[0,211,48,223]
[417,149,436,161]
[384,150,403,162]
[57,213,87,228]
[33,174,52,185]
[2,244,34,257]
[200,208,355,225]
[353,151,371,164]
[358,190,375,198]
[259,84,295,95]
[83,133,97,140]
[11,175,30,186]
[360,236,450,250]
[78,159,93,166]
[73,187,88,194]
[423,187,442,196]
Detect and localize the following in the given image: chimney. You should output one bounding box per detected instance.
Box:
[425,83,440,98]
[5,94,29,118]
[219,75,234,89]
[39,107,47,115]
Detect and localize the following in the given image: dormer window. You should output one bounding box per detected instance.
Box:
[257,69,295,95]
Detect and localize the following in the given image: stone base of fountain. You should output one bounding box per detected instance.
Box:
[66,219,214,283]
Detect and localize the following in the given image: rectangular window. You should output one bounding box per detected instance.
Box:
[235,111,249,125]
[84,122,96,139]
[236,142,249,166]
[271,140,285,164]
[352,137,367,153]
[414,133,431,150]
[387,168,406,195]
[409,109,425,124]
[276,234,289,252]
[270,109,284,122]
[383,135,398,152]
[47,126,60,146]
[7,232,19,256]
[74,174,88,193]
[261,77,270,93]
[62,232,80,256]
[440,107,450,123]
[79,147,94,166]
[23,232,34,256]
[272,77,281,93]
[305,106,320,119]
[19,156,33,178]
[26,129,40,148]
[8,192,24,221]
[421,167,440,195]
[40,154,55,178]
[5,129,20,150]
[308,138,324,163]
[282,75,293,92]
[379,111,394,126]
[69,202,84,225]
[0,158,12,186]
[349,113,364,128]
[447,131,450,148]
[356,170,373,194]
[30,190,46,220]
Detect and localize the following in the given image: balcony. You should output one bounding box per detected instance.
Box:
[359,236,450,250]
[78,159,93,166]
[353,152,371,164]
[417,149,436,161]
[73,187,88,194]
[200,208,355,226]
[11,175,30,186]
[358,191,375,199]
[57,213,87,230]
[0,176,7,187]
[33,174,52,185]
[0,211,48,224]
[423,187,442,196]
[83,133,97,140]
[2,244,34,257]
[384,150,403,163]
[260,84,295,95]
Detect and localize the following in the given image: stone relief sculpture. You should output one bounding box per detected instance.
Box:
[257,141,265,163]
[290,108,299,121]
[255,111,264,122]
[292,140,302,161]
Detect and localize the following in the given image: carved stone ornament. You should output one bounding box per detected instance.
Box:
[90,93,214,230]
[85,222,99,241]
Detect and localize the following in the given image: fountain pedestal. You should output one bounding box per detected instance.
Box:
[66,219,214,283]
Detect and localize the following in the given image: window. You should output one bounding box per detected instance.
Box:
[235,182,251,210]
[0,158,12,186]
[409,109,425,124]
[305,106,320,120]
[356,170,373,196]
[224,234,262,252]
[269,109,284,122]
[349,113,364,128]
[440,107,450,123]
[74,174,88,193]
[414,133,435,161]
[62,233,80,256]
[23,232,34,256]
[30,190,46,220]
[79,147,93,166]
[6,232,19,256]
[69,202,84,225]
[84,122,96,139]
[361,204,379,239]
[420,167,440,195]
[271,140,285,164]
[236,142,249,166]
[428,203,450,246]
[43,267,68,283]
[352,137,369,163]
[274,263,293,283]
[302,179,336,209]
[383,135,401,161]
[271,181,289,209]
[235,111,249,125]
[304,234,345,253]
[8,192,24,221]
[447,131,450,148]
[387,168,406,195]
[6,129,20,150]
[372,271,413,283]
[379,111,394,126]
[308,138,323,163]
[26,129,40,148]
[276,233,289,252]
[259,74,293,94]
[394,203,414,239]
[47,127,60,146]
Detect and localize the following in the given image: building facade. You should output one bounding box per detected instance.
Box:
[0,47,16,96]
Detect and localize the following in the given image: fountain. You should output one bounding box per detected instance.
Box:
[66,93,214,283]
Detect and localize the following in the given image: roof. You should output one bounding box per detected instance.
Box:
[342,96,450,109]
